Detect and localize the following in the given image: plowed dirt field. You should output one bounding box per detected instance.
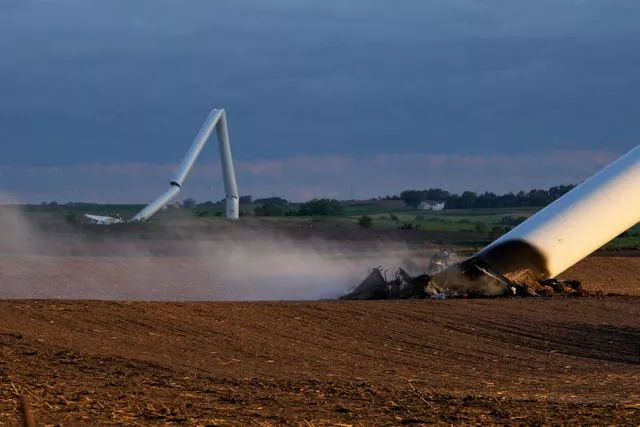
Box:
[1,256,639,425]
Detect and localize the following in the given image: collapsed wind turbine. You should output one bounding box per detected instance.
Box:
[343,145,640,300]
[84,108,239,225]
[432,144,640,295]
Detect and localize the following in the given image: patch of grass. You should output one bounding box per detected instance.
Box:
[341,205,402,216]
[605,235,640,249]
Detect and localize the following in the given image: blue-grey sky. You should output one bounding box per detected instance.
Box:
[0,0,639,203]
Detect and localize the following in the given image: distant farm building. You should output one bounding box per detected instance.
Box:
[418,201,445,211]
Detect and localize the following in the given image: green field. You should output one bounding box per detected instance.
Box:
[13,202,640,251]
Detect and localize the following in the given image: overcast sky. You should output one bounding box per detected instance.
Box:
[0,0,638,203]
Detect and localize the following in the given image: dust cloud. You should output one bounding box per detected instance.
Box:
[192,235,410,301]
[0,194,38,256]
[0,198,413,301]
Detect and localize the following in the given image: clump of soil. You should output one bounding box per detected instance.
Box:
[511,278,598,297]
[505,269,599,297]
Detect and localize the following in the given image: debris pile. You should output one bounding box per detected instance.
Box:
[340,267,444,300]
[341,260,592,300]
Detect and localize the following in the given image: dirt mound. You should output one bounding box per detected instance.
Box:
[510,278,592,297]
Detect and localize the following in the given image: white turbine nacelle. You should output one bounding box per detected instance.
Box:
[83,214,125,225]
[87,107,239,224]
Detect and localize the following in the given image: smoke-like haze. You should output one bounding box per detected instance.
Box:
[0,195,415,301]
[0,194,38,256]
[192,236,411,301]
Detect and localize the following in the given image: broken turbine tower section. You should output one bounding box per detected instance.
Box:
[344,144,640,299]
[131,108,239,222]
[84,108,239,225]
[460,144,640,288]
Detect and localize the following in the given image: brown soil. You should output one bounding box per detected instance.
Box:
[1,216,639,426]
[559,256,640,295]
[1,254,639,425]
[1,298,638,426]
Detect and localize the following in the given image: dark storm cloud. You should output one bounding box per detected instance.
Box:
[0,0,638,200]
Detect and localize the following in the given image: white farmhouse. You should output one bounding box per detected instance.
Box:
[418,201,446,211]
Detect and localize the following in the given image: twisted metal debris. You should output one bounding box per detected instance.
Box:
[341,249,591,300]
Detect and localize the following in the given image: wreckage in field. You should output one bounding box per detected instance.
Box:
[343,145,640,300]
[341,262,588,300]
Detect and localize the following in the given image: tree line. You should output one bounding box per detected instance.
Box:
[30,184,579,218]
[184,184,578,217]
[238,185,579,217]
[397,185,577,209]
